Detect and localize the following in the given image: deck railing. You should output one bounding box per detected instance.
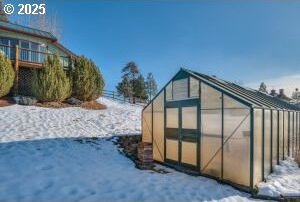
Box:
[0,44,70,67]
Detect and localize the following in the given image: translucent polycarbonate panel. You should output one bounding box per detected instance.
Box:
[253,109,263,185]
[166,139,178,161]
[272,111,278,166]
[223,108,250,187]
[296,113,298,154]
[166,82,172,101]
[182,107,197,129]
[166,108,178,128]
[190,77,199,98]
[223,94,248,109]
[296,112,300,155]
[153,92,165,162]
[289,112,294,157]
[293,112,296,156]
[173,78,188,100]
[181,141,197,165]
[295,113,298,155]
[298,112,300,153]
[293,112,297,156]
[279,111,284,160]
[201,83,222,109]
[201,109,222,177]
[264,110,271,177]
[284,112,289,158]
[142,103,152,143]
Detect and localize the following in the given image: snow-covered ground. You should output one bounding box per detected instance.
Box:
[257,158,300,198]
[0,97,297,201]
[0,97,141,143]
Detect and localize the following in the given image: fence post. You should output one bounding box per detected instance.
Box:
[14,45,19,96]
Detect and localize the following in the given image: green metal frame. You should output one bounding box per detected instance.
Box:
[142,68,300,194]
[262,109,265,180]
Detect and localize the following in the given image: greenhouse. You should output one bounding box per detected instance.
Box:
[142,68,300,192]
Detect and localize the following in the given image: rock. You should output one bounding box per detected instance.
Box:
[66,97,83,105]
[116,135,154,170]
[15,96,37,106]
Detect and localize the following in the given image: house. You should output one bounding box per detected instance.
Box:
[142,68,300,192]
[0,21,76,96]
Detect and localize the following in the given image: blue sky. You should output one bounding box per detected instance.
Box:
[9,0,300,95]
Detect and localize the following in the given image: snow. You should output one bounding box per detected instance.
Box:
[257,157,300,198]
[0,97,263,201]
[0,97,141,143]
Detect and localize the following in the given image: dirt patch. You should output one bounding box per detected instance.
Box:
[0,97,15,107]
[80,100,107,110]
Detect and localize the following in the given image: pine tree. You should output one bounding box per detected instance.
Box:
[0,0,8,22]
[258,82,268,93]
[32,55,71,102]
[0,52,14,97]
[72,56,105,101]
[133,74,147,99]
[145,72,157,100]
[116,61,140,100]
[116,76,133,98]
[116,61,150,102]
[122,62,139,81]
[292,88,300,103]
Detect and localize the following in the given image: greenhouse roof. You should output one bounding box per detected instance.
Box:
[184,68,299,111]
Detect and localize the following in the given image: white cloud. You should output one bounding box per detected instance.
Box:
[245,74,300,97]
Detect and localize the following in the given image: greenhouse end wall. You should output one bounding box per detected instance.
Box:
[141,70,300,192]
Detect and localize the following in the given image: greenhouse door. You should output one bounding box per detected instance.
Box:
[165,101,199,171]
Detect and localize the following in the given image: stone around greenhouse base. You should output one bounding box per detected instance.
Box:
[137,142,153,164]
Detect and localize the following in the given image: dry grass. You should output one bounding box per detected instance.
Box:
[35,101,72,108]
[80,100,107,110]
[35,100,107,110]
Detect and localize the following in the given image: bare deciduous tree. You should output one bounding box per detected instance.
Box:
[15,1,62,40]
[0,0,8,22]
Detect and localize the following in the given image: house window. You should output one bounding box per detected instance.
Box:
[0,37,9,45]
[0,37,18,59]
[20,40,30,49]
[0,37,9,57]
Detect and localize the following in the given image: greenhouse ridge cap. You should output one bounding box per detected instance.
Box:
[183,68,299,111]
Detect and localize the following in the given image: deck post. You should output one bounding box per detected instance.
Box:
[14,45,19,96]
